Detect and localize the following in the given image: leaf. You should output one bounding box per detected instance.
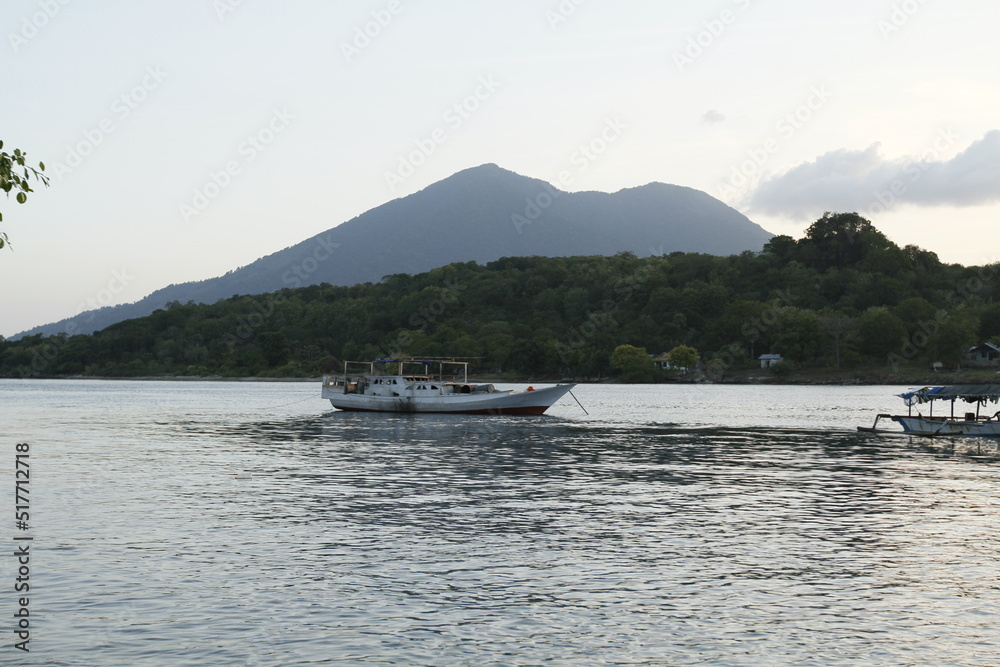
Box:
[16,192,27,204]
[39,161,45,171]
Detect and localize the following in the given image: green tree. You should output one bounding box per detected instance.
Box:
[894,297,939,335]
[820,311,854,369]
[0,141,49,250]
[610,344,643,369]
[666,345,699,372]
[857,307,907,360]
[978,303,1000,340]
[798,212,895,271]
[258,331,290,367]
[761,234,798,266]
[772,308,823,366]
[925,309,979,368]
[610,344,657,383]
[709,299,770,357]
[902,244,941,273]
[508,338,558,375]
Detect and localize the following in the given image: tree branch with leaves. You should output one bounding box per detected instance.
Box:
[0,140,50,251]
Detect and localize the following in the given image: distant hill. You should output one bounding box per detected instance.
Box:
[15,164,772,338]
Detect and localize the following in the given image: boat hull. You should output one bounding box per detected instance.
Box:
[891,415,1000,436]
[323,383,576,415]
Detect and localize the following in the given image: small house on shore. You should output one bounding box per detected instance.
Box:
[964,343,1000,368]
[651,353,672,370]
[758,353,784,369]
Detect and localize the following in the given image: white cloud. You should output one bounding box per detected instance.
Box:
[748,130,1000,219]
[701,109,726,124]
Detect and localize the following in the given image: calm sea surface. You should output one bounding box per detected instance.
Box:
[2,379,999,666]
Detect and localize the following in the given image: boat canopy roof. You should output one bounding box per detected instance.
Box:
[373,358,468,366]
[899,385,1000,405]
[344,358,472,382]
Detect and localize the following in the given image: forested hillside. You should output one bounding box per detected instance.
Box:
[3,213,997,380]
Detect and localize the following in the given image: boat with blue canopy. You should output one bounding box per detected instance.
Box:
[859,385,1000,436]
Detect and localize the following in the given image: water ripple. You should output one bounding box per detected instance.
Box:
[4,381,1000,665]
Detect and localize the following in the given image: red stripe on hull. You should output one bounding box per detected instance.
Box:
[333,405,551,415]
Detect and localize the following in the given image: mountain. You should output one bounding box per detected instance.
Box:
[15,164,772,338]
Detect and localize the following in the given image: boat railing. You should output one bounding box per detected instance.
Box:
[342,358,471,383]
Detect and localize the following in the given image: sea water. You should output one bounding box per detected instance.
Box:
[2,379,999,665]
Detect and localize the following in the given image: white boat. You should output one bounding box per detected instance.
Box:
[859,385,1000,436]
[322,358,577,414]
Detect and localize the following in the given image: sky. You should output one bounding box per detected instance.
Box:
[2,0,999,337]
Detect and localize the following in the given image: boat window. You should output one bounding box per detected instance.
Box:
[431,385,438,390]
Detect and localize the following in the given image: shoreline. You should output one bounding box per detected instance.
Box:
[4,368,997,386]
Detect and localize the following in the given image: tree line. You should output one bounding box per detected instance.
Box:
[3,213,999,380]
